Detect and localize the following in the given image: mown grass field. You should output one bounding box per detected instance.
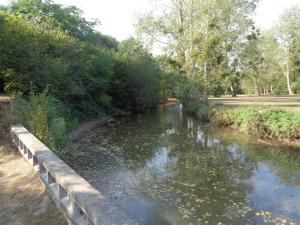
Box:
[208,95,300,112]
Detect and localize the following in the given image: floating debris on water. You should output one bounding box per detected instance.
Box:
[63,106,300,225]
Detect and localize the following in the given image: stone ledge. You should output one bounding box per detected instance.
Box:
[11,125,135,225]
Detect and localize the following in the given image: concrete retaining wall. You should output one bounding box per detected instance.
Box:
[11,125,135,225]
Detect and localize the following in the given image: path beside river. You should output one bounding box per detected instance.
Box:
[0,148,65,225]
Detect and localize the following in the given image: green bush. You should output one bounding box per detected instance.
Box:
[12,92,76,155]
[218,106,299,139]
[31,104,49,140]
[184,102,201,114]
[232,106,266,137]
[208,106,234,126]
[188,103,300,140]
[0,9,162,118]
[108,38,161,112]
[49,118,66,150]
[263,108,300,139]
[184,102,210,121]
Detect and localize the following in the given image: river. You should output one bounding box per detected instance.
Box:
[64,104,300,225]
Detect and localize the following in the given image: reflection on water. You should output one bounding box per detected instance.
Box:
[65,105,300,225]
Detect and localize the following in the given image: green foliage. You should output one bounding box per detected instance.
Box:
[12,92,76,155]
[49,118,66,148]
[207,105,300,140]
[0,0,163,156]
[11,97,32,128]
[10,0,96,40]
[0,3,162,121]
[184,102,211,122]
[275,5,300,95]
[157,56,181,100]
[136,0,259,97]
[0,9,86,96]
[187,102,300,140]
[231,106,265,136]
[208,105,234,126]
[184,102,202,114]
[108,38,161,112]
[136,1,300,97]
[31,104,49,140]
[292,77,300,94]
[156,55,202,101]
[262,108,300,138]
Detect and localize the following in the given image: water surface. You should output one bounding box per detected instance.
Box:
[65,105,300,225]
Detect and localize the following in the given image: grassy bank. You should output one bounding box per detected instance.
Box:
[185,102,300,143]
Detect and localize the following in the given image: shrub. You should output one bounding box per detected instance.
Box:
[232,106,266,137]
[187,103,300,141]
[49,118,66,154]
[184,102,210,121]
[31,104,49,140]
[109,38,161,112]
[263,108,300,139]
[208,106,234,126]
[12,92,76,155]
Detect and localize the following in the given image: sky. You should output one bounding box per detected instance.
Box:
[0,0,299,41]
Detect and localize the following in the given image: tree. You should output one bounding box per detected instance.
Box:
[291,37,300,93]
[10,0,119,50]
[275,5,300,95]
[0,9,115,118]
[258,31,285,95]
[136,0,258,99]
[156,55,195,100]
[10,0,96,40]
[108,38,161,112]
[240,29,264,95]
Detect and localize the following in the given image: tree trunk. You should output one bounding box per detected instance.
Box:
[270,84,273,94]
[253,77,260,96]
[230,80,236,97]
[286,63,293,95]
[286,45,294,95]
[282,63,294,95]
[203,62,208,99]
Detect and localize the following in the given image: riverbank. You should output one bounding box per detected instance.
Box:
[185,102,300,147]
